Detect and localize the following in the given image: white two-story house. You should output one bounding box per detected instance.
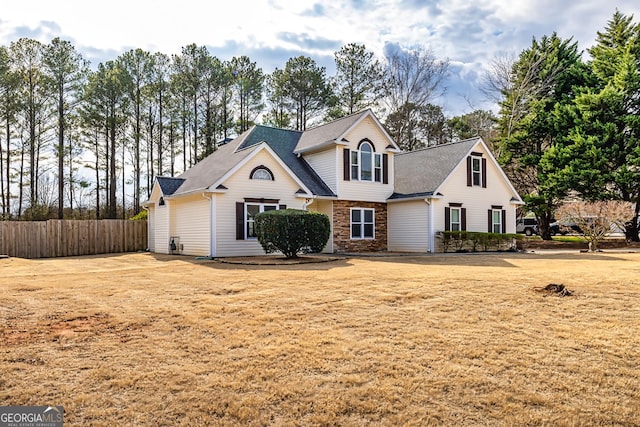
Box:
[143,109,523,256]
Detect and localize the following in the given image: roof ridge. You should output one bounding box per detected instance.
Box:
[253,123,304,134]
[305,108,371,132]
[396,137,481,156]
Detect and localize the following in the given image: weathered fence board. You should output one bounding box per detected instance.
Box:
[0,220,147,259]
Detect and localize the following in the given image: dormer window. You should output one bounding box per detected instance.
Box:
[349,140,383,182]
[466,152,487,188]
[472,156,481,186]
[250,166,274,181]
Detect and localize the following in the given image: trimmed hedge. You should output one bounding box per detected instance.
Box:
[438,231,523,253]
[255,209,330,258]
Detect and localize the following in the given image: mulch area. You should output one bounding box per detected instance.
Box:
[215,254,346,265]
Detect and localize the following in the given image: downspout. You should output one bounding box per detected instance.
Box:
[142,205,150,251]
[426,198,435,253]
[302,195,316,210]
[202,193,214,258]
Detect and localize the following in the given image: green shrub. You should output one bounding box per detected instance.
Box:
[255,209,330,258]
[438,231,522,252]
[130,210,148,220]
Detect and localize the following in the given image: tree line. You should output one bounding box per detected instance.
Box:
[0,39,492,220]
[2,8,636,242]
[489,9,640,241]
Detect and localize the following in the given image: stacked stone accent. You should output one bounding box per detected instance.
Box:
[332,200,387,253]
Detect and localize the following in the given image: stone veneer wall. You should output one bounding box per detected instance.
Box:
[332,200,387,253]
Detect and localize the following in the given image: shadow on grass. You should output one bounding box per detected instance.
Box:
[149,252,354,271]
[148,249,635,270]
[363,250,633,267]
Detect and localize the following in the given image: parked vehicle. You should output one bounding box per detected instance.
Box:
[549,220,582,236]
[516,217,538,236]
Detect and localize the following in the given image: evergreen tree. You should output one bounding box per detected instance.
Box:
[283,56,331,131]
[496,33,589,239]
[330,43,383,118]
[263,68,291,129]
[543,12,640,240]
[230,55,264,134]
[42,37,89,219]
[118,48,154,214]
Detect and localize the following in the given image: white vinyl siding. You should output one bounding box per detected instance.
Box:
[388,200,429,252]
[215,149,305,257]
[435,142,517,234]
[339,116,394,202]
[305,149,337,193]
[171,195,211,256]
[154,203,170,254]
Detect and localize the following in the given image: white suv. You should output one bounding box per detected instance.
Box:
[516,217,538,236]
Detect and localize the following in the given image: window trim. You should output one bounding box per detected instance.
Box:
[472,156,482,186]
[445,204,466,232]
[244,202,279,239]
[350,207,375,240]
[349,140,384,183]
[491,209,502,233]
[250,165,274,181]
[467,153,487,188]
[450,207,462,232]
[488,207,506,234]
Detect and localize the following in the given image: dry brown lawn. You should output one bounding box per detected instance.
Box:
[1,251,639,426]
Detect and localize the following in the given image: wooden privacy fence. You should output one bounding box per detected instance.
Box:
[0,220,147,259]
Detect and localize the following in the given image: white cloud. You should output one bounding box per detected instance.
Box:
[0,0,638,115]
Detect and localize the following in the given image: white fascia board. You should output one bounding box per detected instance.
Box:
[293,139,340,155]
[209,142,313,195]
[342,109,402,152]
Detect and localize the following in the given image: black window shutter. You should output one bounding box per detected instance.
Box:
[461,208,467,231]
[466,156,472,187]
[482,158,487,188]
[343,148,350,181]
[236,202,244,240]
[382,153,389,184]
[487,210,492,232]
[502,210,506,234]
[445,207,450,231]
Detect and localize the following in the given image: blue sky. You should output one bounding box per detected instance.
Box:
[0,0,638,116]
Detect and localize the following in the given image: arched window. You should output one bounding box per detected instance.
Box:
[349,139,382,182]
[250,166,274,181]
[360,142,372,181]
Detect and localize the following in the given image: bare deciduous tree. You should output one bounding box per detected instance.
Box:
[381,45,449,149]
[555,201,633,251]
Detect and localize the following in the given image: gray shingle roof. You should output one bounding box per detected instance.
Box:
[156,177,185,195]
[237,125,335,197]
[390,137,481,200]
[169,125,336,198]
[169,130,256,195]
[295,111,366,153]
